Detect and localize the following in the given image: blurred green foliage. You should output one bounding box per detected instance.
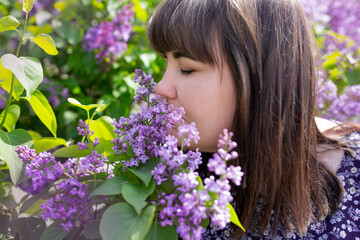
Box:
[0,0,165,141]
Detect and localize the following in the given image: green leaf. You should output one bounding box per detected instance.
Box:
[122,180,155,214]
[1,54,43,100]
[0,105,20,131]
[344,69,360,86]
[28,90,57,137]
[52,20,82,46]
[88,116,115,155]
[0,59,24,98]
[144,223,177,240]
[229,203,245,232]
[133,0,148,22]
[128,157,160,186]
[90,176,128,197]
[99,203,155,240]
[39,220,70,240]
[68,97,108,112]
[0,129,33,185]
[0,170,6,182]
[33,33,58,55]
[52,145,91,158]
[21,198,45,216]
[13,216,46,240]
[33,137,67,153]
[0,16,20,32]
[23,0,34,13]
[28,130,42,140]
[84,219,101,239]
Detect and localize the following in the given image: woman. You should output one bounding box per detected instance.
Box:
[147,0,360,238]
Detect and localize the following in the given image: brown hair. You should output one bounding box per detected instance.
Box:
[147,0,344,237]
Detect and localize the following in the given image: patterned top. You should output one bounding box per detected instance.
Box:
[202,131,360,240]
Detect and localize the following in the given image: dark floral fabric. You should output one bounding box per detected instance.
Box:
[203,132,360,240]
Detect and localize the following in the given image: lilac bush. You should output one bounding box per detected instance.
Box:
[300,0,360,123]
[83,3,134,64]
[14,70,244,239]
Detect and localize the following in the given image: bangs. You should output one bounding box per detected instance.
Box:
[147,0,222,64]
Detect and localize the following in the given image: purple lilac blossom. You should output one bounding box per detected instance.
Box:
[16,119,114,231]
[112,70,172,167]
[41,178,92,231]
[16,145,63,192]
[300,0,360,50]
[326,85,360,122]
[82,3,134,64]
[154,128,244,240]
[315,73,338,111]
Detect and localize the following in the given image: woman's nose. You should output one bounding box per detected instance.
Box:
[154,72,177,99]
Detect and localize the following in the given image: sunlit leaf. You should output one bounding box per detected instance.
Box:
[0,129,33,185]
[33,33,58,55]
[0,105,20,131]
[68,98,107,112]
[0,60,25,99]
[0,16,20,32]
[33,137,67,153]
[28,90,57,137]
[229,203,245,232]
[1,54,43,100]
[23,0,34,13]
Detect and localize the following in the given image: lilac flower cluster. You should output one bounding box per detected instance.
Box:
[41,178,91,231]
[315,71,360,123]
[15,119,113,231]
[300,0,360,50]
[112,70,171,167]
[154,129,243,240]
[325,85,360,122]
[82,3,134,64]
[16,146,63,192]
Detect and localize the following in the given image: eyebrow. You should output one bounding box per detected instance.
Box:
[173,51,190,59]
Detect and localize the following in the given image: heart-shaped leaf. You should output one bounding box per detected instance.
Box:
[0,16,20,32]
[100,203,155,240]
[1,54,43,100]
[122,180,156,214]
[128,157,160,186]
[0,129,33,185]
[33,33,58,55]
[144,223,177,240]
[90,176,128,196]
[0,60,24,98]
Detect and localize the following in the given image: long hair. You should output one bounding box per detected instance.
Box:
[147,0,343,237]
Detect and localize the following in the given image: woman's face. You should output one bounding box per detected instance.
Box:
[155,51,237,152]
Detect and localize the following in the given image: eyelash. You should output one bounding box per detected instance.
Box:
[181,69,194,75]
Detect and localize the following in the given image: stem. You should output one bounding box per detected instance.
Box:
[0,13,29,130]
[0,95,7,103]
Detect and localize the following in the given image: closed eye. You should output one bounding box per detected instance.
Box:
[181,69,194,75]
